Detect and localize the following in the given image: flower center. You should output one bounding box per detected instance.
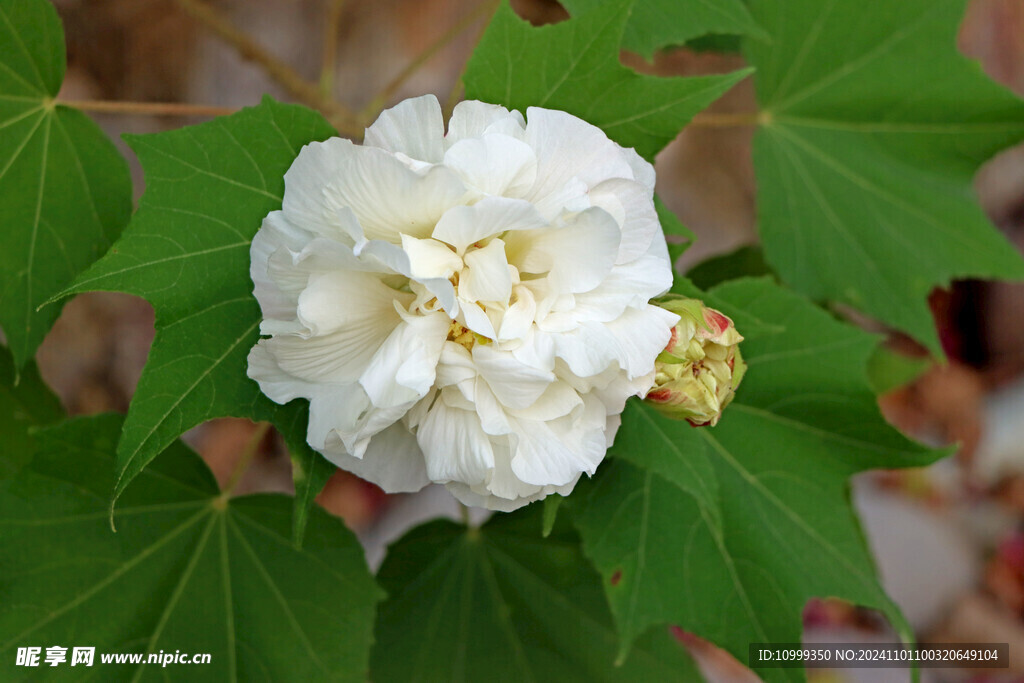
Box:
[447,320,477,350]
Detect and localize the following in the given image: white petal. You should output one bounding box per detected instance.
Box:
[459,301,497,339]
[523,107,635,203]
[510,326,556,373]
[284,138,467,243]
[506,380,582,422]
[251,211,315,323]
[473,382,513,436]
[460,239,512,304]
[360,308,449,408]
[264,302,401,385]
[529,176,590,222]
[443,133,537,197]
[401,235,463,280]
[435,341,477,389]
[297,270,412,337]
[497,284,537,342]
[354,236,458,314]
[446,100,524,144]
[432,197,547,253]
[306,384,370,449]
[418,397,494,484]
[246,342,310,404]
[504,206,621,294]
[472,344,554,410]
[587,178,659,265]
[551,305,678,380]
[558,251,674,325]
[445,476,579,513]
[620,145,655,189]
[601,305,679,378]
[363,94,445,163]
[508,413,602,487]
[320,422,429,493]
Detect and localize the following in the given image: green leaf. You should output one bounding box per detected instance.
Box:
[0,413,382,682]
[0,0,131,368]
[464,0,751,160]
[572,277,943,679]
[866,346,932,395]
[685,245,772,290]
[656,195,695,269]
[0,343,62,479]
[281,402,338,547]
[560,0,766,59]
[744,0,1024,354]
[371,507,701,682]
[56,97,337,538]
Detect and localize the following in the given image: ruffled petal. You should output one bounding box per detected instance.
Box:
[550,304,678,380]
[523,107,635,204]
[460,238,512,304]
[444,133,537,197]
[284,137,468,243]
[401,235,463,280]
[472,344,554,410]
[320,422,429,493]
[246,341,311,404]
[251,211,315,324]
[459,300,497,339]
[264,309,401,385]
[550,250,674,327]
[309,384,409,457]
[418,395,495,484]
[432,197,547,253]
[363,94,446,163]
[587,178,659,265]
[446,100,524,145]
[620,145,655,190]
[297,269,412,337]
[504,206,621,294]
[360,308,449,408]
[508,407,605,487]
[497,284,537,342]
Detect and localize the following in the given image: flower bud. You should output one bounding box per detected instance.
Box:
[645,297,746,426]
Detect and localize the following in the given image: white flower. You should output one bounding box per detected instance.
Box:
[247,95,679,511]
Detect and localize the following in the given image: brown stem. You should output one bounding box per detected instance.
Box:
[442,0,499,120]
[172,0,361,134]
[362,0,498,120]
[60,98,237,118]
[319,0,348,99]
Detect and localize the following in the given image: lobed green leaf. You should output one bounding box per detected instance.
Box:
[745,0,1024,354]
[464,0,751,160]
[560,0,767,58]
[572,277,944,680]
[57,97,338,540]
[0,413,382,682]
[372,507,701,682]
[0,0,131,368]
[0,343,62,479]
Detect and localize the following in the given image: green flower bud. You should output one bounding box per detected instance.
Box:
[645,297,746,426]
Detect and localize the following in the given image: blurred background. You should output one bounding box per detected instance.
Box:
[37,0,1024,680]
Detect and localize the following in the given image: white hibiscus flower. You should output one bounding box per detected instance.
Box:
[247,94,679,511]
